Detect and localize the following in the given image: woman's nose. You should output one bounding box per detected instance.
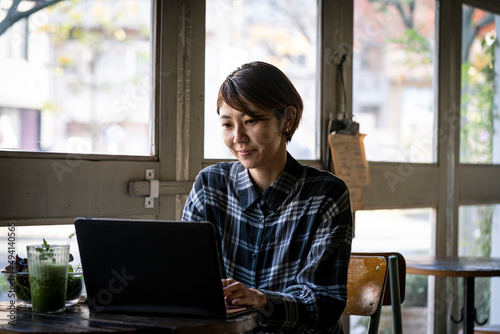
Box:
[233,125,248,143]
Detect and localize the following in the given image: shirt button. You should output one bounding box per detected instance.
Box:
[252,253,256,260]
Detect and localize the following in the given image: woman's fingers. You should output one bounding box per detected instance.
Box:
[223,280,247,305]
[225,278,236,285]
[222,279,265,307]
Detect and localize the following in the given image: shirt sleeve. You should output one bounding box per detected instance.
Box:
[258,202,353,333]
[181,175,206,222]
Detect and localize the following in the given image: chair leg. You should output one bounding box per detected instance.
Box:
[367,268,388,334]
[389,255,403,334]
[368,306,382,334]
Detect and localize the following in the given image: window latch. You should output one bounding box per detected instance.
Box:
[145,169,158,208]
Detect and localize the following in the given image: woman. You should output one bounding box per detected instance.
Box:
[182,61,352,333]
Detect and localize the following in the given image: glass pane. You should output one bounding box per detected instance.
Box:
[0,224,81,301]
[0,0,153,156]
[351,208,433,334]
[459,205,500,325]
[205,0,318,160]
[353,0,436,163]
[460,6,500,164]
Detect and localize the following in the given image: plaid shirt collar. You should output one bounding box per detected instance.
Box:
[237,152,302,212]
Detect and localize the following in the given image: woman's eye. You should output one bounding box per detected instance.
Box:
[245,119,257,125]
[221,123,232,129]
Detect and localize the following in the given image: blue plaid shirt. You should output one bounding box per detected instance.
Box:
[182,153,352,333]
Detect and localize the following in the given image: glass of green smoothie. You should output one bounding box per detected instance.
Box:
[27,242,70,313]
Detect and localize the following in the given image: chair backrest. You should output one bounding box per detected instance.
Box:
[352,252,406,305]
[345,252,406,334]
[344,255,387,317]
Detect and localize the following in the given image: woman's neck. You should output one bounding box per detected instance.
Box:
[249,153,287,193]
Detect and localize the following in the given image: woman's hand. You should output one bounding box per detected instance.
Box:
[222,278,268,308]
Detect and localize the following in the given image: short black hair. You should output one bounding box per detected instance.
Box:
[217,61,303,142]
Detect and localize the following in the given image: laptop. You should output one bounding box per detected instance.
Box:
[74,218,254,318]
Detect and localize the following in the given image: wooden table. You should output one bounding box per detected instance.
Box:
[406,256,500,334]
[0,301,259,333]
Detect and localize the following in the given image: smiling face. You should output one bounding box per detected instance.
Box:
[219,102,288,173]
[216,62,303,191]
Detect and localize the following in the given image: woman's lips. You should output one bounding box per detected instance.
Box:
[237,149,254,156]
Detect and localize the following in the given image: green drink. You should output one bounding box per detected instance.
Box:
[27,244,70,313]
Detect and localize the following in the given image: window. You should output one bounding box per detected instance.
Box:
[351,1,500,332]
[0,0,204,226]
[1,2,500,333]
[0,0,153,155]
[204,0,318,160]
[353,0,435,163]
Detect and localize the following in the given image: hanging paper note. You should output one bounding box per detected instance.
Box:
[328,132,371,210]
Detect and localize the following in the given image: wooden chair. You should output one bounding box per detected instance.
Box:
[343,255,388,334]
[354,252,406,332]
[344,253,406,334]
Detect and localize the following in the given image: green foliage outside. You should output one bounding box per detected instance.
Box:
[460,37,498,164]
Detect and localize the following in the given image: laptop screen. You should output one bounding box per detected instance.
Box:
[75,218,231,317]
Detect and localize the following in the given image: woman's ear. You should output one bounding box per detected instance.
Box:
[283,106,297,130]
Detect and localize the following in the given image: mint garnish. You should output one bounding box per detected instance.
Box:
[35,238,55,263]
